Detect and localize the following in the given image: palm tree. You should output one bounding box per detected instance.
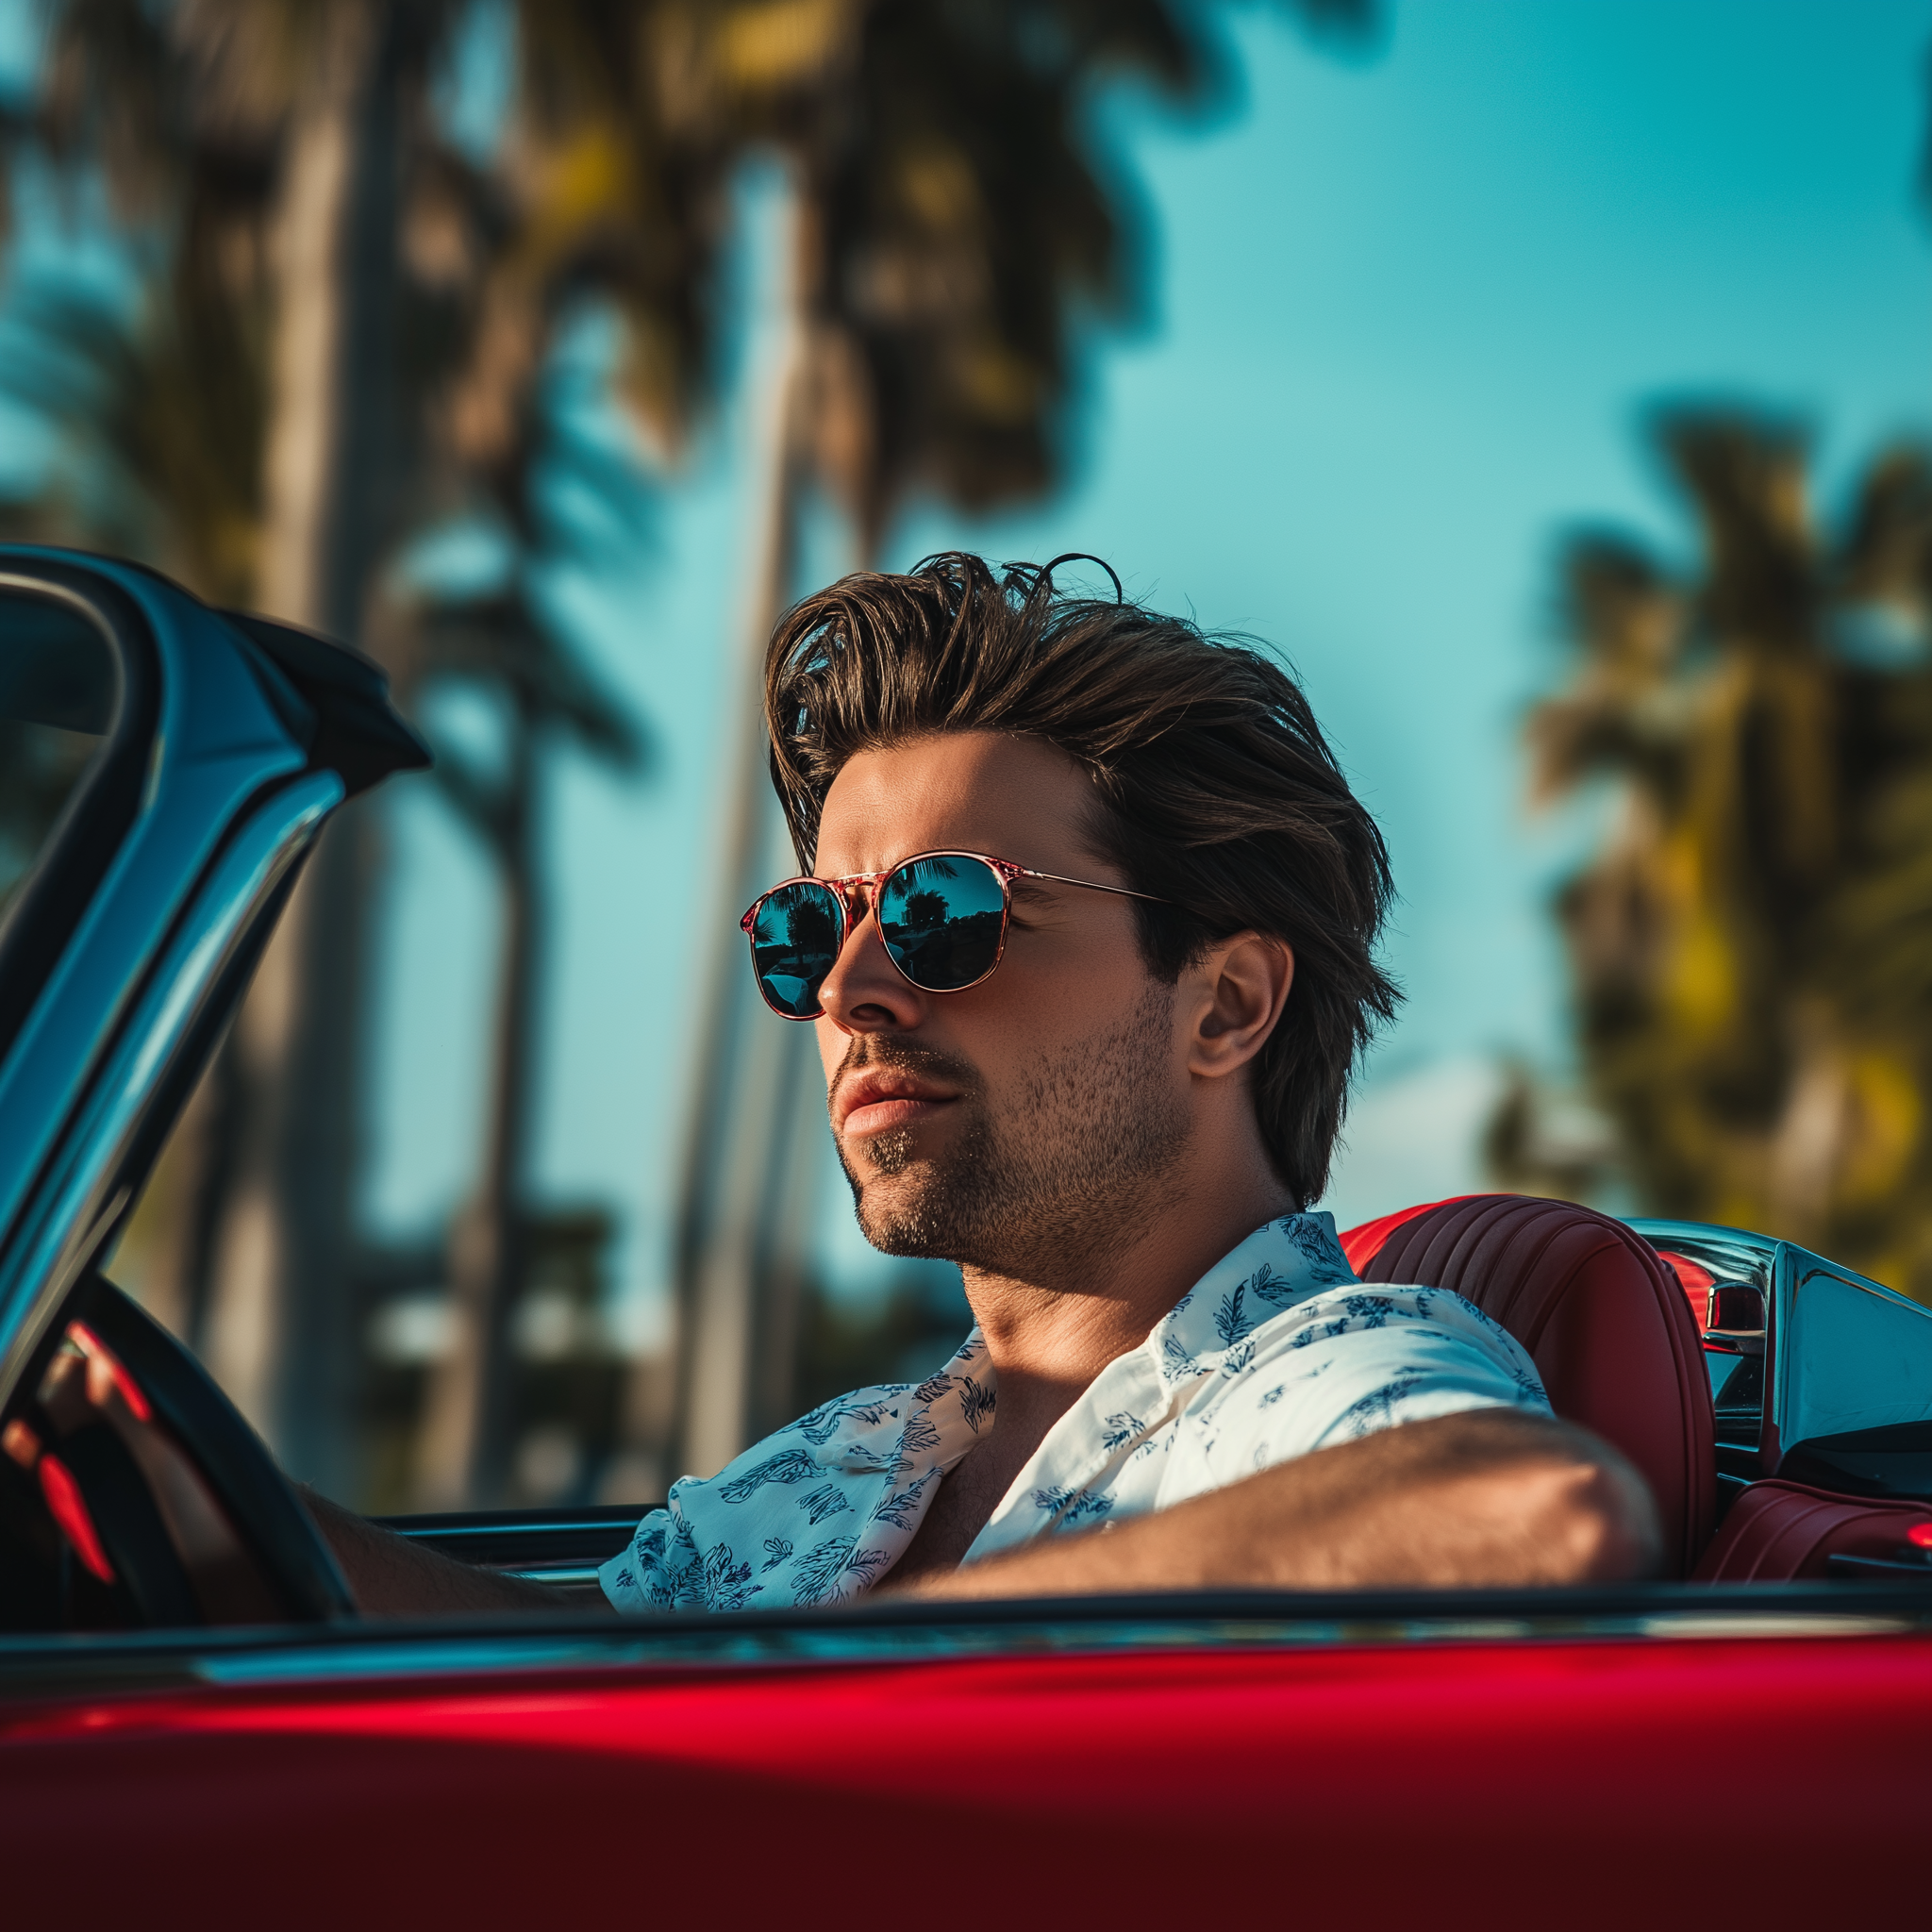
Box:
[406,412,647,1508]
[1526,408,1932,1293]
[1,0,711,1500]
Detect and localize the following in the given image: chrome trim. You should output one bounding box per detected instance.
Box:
[1625,1217,1778,1291]
[0,1586,1918,1700]
[1627,1215,1932,1484]
[1774,1250,1932,1449]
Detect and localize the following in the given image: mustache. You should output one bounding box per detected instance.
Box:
[832,1032,981,1105]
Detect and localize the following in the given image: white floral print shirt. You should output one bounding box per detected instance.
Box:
[599,1211,1550,1614]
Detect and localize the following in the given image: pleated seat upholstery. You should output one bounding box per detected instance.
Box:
[1340,1193,1716,1577]
[1692,1478,1932,1581]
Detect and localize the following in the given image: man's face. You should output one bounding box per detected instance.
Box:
[810,731,1191,1279]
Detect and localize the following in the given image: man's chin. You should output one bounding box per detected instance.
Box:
[838,1108,997,1262]
[841,1147,967,1260]
[850,1170,952,1259]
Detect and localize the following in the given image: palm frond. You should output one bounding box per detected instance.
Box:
[1527,405,1932,1292]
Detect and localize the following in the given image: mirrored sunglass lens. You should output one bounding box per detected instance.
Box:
[877,856,1006,991]
[750,882,841,1016]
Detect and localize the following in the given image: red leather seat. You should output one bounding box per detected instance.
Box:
[1341,1194,1716,1577]
[1693,1479,1932,1582]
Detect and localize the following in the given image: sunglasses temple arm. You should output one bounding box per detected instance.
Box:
[1023,868,1173,907]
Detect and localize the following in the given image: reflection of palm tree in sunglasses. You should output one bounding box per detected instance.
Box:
[784,895,840,957]
[888,907,1004,983]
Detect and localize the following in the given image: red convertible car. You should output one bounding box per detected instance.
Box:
[1,549,1929,1925]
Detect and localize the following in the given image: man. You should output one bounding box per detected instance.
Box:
[311,553,1657,1612]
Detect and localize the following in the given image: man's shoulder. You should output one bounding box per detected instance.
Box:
[1237,1278,1538,1374]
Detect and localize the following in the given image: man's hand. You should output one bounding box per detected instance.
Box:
[303,1490,616,1616]
[885,1410,1660,1601]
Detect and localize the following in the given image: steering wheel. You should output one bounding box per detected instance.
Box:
[0,1273,354,1627]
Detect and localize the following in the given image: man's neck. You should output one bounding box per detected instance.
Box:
[960,1162,1296,1441]
[886,1158,1293,1589]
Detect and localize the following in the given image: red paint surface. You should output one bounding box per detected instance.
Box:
[1,1633,1927,1926]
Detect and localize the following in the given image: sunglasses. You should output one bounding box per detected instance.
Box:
[741,849,1169,1021]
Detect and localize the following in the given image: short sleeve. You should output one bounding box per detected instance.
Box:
[1157,1285,1552,1507]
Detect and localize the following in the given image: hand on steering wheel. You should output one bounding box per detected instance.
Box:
[0,1274,353,1628]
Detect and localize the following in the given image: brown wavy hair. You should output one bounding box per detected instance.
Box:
[762,552,1399,1208]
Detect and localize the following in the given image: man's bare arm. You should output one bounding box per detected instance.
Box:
[887,1409,1660,1601]
[303,1490,617,1616]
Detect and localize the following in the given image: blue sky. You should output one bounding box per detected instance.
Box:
[371,0,1932,1333]
[6,1,1930,1333]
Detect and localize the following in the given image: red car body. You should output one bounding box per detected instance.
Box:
[5,1616,1931,1924]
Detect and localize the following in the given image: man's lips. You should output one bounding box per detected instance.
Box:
[834,1069,961,1138]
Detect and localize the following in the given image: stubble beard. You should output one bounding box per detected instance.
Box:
[834,983,1191,1286]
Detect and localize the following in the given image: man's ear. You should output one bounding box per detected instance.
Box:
[1182,932,1294,1080]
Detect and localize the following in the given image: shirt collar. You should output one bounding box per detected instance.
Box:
[1146,1209,1360,1383]
[961,1211,1359,1557]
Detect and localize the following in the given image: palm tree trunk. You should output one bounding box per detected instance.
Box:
[414,713,540,1507]
[197,0,403,1500]
[658,170,832,1482]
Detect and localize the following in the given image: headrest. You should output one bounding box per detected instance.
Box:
[1341,1194,1715,1577]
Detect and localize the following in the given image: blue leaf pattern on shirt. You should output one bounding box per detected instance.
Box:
[760,1536,794,1572]
[1101,1411,1146,1454]
[791,1536,857,1606]
[791,1535,894,1607]
[796,1395,904,1448]
[1341,1293,1397,1328]
[1031,1483,1114,1525]
[660,1519,703,1607]
[958,1375,995,1434]
[1334,1370,1430,1438]
[899,1410,941,1457]
[1160,1333,1203,1383]
[872,1468,938,1529]
[1280,1215,1356,1285]
[702,1541,761,1611]
[1213,1283,1254,1347]
[1245,1262,1299,1309]
[797,1482,852,1525]
[717,1448,819,1502]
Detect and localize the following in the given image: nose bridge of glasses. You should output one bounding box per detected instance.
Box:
[834,870,883,929]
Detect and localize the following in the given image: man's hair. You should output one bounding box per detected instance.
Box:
[763,552,1400,1208]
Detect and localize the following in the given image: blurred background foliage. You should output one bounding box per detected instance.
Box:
[0,0,1374,1509]
[1502,411,1932,1296]
[0,1,1926,1513]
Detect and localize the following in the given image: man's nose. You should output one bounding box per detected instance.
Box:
[816,898,925,1034]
